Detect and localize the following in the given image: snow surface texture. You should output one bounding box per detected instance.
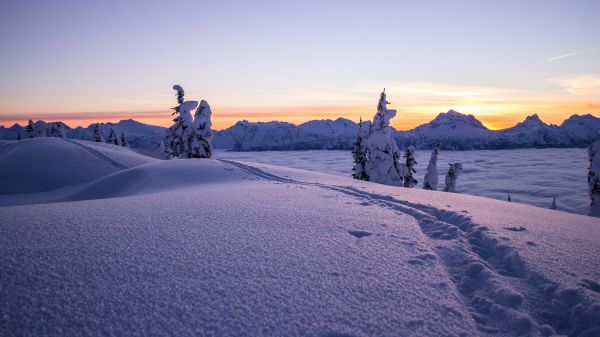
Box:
[215,148,592,215]
[1,139,599,337]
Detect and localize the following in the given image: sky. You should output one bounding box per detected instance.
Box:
[0,0,599,130]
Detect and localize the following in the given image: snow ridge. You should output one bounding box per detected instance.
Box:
[220,160,600,337]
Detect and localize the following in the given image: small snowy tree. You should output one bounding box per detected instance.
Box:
[25,120,34,138]
[108,129,118,145]
[93,123,104,142]
[443,163,463,193]
[121,132,129,147]
[17,132,21,140]
[352,117,369,181]
[191,100,213,158]
[551,196,557,210]
[56,122,66,138]
[423,143,440,190]
[403,145,417,188]
[588,140,600,216]
[364,89,404,186]
[507,194,512,202]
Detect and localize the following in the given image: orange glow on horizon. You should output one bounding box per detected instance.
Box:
[1,102,599,131]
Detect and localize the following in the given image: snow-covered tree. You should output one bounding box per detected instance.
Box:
[93,123,104,142]
[507,194,512,202]
[56,122,66,138]
[191,100,213,158]
[443,163,463,193]
[551,196,557,210]
[17,132,21,140]
[25,120,34,138]
[352,117,369,181]
[364,90,404,186]
[108,128,120,145]
[121,132,129,147]
[588,140,600,216]
[165,85,198,158]
[403,145,417,188]
[423,143,440,190]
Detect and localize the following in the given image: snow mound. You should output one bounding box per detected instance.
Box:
[0,138,155,194]
[64,159,251,201]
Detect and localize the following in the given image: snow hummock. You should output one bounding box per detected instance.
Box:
[1,138,599,337]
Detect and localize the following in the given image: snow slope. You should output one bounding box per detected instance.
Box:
[0,138,155,194]
[1,139,599,337]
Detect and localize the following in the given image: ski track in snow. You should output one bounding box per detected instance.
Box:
[63,138,129,170]
[221,160,600,337]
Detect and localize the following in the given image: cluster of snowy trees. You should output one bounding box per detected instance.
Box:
[92,124,129,147]
[352,90,463,193]
[164,85,213,159]
[22,120,66,139]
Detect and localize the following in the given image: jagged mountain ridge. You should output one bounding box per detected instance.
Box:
[2,112,599,151]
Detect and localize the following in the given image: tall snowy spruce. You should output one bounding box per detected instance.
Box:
[165,85,198,158]
[93,123,104,142]
[191,100,213,158]
[588,140,600,216]
[423,144,440,190]
[443,163,463,193]
[403,146,417,188]
[121,132,129,147]
[364,90,404,186]
[352,117,369,181]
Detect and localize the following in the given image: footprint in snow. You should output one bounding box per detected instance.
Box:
[503,226,527,232]
[348,230,372,238]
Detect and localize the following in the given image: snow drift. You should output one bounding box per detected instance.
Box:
[0,138,155,194]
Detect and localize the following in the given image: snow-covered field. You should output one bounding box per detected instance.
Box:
[215,148,590,215]
[1,138,599,337]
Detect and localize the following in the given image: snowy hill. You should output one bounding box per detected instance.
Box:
[1,139,599,336]
[0,138,155,195]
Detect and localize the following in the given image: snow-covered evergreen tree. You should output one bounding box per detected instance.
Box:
[443,163,463,193]
[403,145,417,188]
[507,194,512,202]
[551,196,557,210]
[108,128,120,145]
[121,132,129,147]
[56,122,66,138]
[93,123,104,142]
[588,140,600,216]
[166,85,198,158]
[364,90,404,186]
[17,132,21,140]
[352,117,369,181]
[423,143,440,190]
[191,100,213,158]
[25,120,34,138]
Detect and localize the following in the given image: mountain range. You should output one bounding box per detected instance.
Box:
[1,111,599,153]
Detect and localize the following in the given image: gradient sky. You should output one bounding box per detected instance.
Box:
[1,0,599,130]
